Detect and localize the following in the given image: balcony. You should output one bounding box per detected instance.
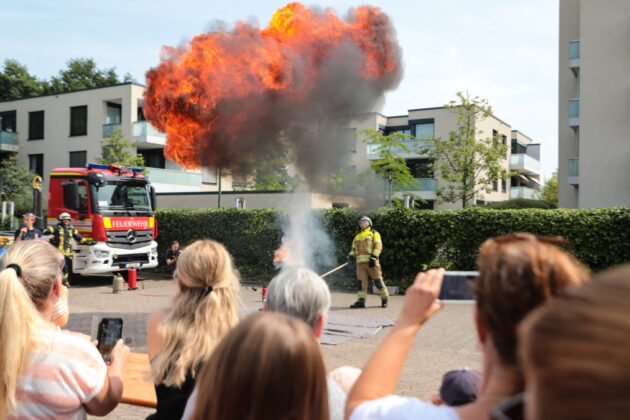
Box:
[366,138,431,160]
[0,131,18,152]
[569,99,579,127]
[568,158,579,185]
[147,168,201,187]
[102,123,120,138]
[510,153,540,176]
[133,121,167,148]
[510,187,538,200]
[398,178,437,200]
[569,40,580,69]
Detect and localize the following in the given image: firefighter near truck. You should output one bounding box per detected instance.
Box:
[45,163,159,280]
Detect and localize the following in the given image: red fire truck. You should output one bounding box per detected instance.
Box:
[47,163,159,276]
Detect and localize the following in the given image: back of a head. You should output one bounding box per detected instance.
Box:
[0,241,61,414]
[267,266,331,330]
[439,368,482,406]
[475,233,589,366]
[152,239,241,387]
[520,265,630,420]
[192,312,330,420]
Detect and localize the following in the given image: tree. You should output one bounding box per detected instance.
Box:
[46,58,122,94]
[419,92,512,208]
[540,170,558,207]
[361,129,422,205]
[248,149,300,191]
[96,127,145,169]
[0,59,46,101]
[0,152,38,226]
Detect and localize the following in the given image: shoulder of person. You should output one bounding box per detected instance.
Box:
[350,395,459,420]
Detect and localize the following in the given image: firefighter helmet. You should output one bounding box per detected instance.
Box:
[359,216,372,227]
[58,212,71,221]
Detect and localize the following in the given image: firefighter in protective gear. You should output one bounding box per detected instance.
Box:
[347,216,389,308]
[42,212,96,287]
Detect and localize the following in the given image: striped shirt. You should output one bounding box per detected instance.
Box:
[7,330,107,420]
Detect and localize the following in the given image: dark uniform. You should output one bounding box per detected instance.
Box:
[43,221,94,286]
[14,227,42,241]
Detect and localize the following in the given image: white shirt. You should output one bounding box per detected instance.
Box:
[350,395,461,420]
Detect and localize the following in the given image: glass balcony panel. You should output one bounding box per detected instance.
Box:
[102,123,121,138]
[569,41,580,59]
[510,187,538,200]
[399,178,437,192]
[569,158,579,177]
[569,99,580,118]
[0,131,19,151]
[146,168,201,187]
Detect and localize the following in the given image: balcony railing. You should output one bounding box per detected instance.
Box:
[0,131,19,152]
[133,121,167,146]
[146,168,201,187]
[399,178,437,192]
[366,138,431,159]
[569,40,580,60]
[510,153,540,175]
[569,99,580,127]
[568,158,579,185]
[510,186,538,200]
[102,123,120,138]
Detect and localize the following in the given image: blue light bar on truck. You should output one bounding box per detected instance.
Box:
[85,163,144,173]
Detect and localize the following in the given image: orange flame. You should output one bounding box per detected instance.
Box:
[273,245,291,263]
[144,2,402,172]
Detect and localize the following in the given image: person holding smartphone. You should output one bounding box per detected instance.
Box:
[346,234,589,420]
[164,241,181,275]
[0,240,130,419]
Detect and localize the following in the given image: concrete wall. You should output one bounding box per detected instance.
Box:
[156,191,365,210]
[578,1,630,208]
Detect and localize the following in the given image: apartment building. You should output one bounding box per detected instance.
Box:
[558,1,630,208]
[0,83,232,196]
[347,108,540,209]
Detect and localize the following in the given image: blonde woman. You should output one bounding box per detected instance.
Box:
[147,239,241,420]
[0,240,129,419]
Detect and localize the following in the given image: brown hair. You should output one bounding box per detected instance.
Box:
[520,265,630,420]
[475,233,588,366]
[152,240,240,386]
[191,312,330,420]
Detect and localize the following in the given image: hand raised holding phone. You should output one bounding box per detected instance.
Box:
[397,268,445,329]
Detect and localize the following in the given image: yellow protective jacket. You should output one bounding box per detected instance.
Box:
[349,227,382,263]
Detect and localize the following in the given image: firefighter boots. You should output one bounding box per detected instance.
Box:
[349,298,366,309]
[381,299,388,308]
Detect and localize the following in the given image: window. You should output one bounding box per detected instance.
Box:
[78,181,89,213]
[139,149,165,168]
[28,111,44,140]
[232,174,247,188]
[502,178,507,193]
[202,167,217,184]
[70,105,88,136]
[492,129,499,144]
[106,102,121,124]
[29,154,44,177]
[492,180,498,192]
[414,122,434,138]
[0,111,16,132]
[137,106,146,121]
[69,151,87,168]
[407,159,434,178]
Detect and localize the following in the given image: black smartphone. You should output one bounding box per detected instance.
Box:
[97,318,123,362]
[438,271,478,300]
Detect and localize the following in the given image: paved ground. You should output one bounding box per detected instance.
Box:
[67,273,481,420]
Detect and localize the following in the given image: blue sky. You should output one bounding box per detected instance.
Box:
[3,0,558,181]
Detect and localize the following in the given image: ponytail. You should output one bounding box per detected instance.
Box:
[0,241,61,414]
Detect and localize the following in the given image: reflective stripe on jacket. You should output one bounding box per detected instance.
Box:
[349,227,382,263]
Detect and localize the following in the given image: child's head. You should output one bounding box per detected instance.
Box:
[434,368,482,406]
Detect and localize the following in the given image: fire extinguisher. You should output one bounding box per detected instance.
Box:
[261,286,268,302]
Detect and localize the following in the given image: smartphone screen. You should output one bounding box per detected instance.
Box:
[97,318,123,362]
[438,271,478,300]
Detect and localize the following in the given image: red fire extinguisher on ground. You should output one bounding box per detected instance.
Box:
[262,286,268,302]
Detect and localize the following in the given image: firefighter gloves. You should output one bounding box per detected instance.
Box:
[369,254,378,268]
[347,255,355,264]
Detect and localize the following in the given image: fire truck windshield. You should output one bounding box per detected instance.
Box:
[91,181,152,212]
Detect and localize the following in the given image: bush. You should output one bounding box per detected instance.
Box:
[481,198,556,209]
[155,207,630,290]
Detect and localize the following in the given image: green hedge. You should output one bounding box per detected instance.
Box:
[155,207,630,289]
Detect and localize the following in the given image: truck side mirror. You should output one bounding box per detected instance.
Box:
[61,181,80,211]
[150,185,156,211]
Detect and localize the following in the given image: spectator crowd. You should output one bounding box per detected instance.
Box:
[1,229,629,419]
